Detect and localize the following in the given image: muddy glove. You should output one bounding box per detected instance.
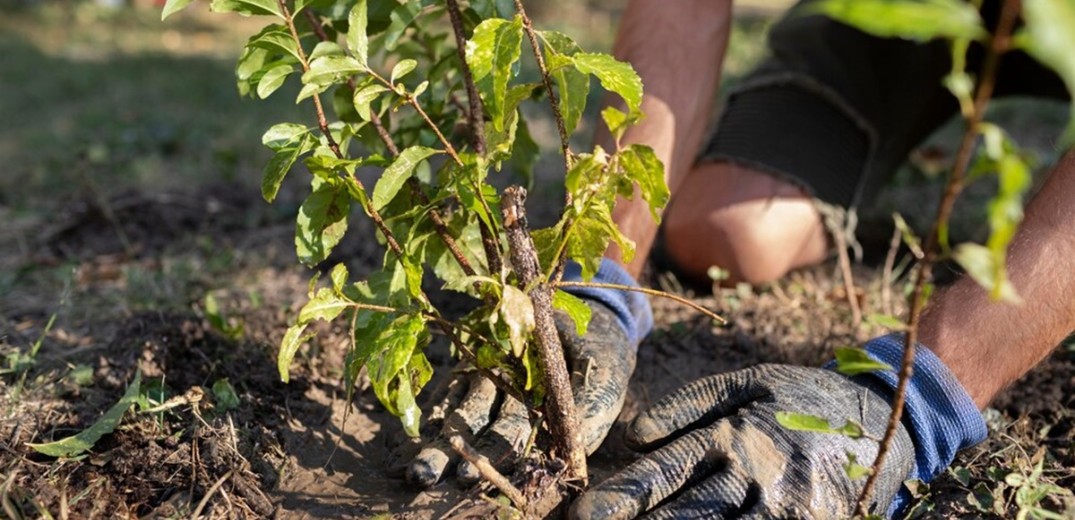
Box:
[402,259,653,487]
[570,334,987,519]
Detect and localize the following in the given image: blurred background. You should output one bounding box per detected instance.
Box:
[0,0,783,213]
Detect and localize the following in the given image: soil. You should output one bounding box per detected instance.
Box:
[0,180,1072,519]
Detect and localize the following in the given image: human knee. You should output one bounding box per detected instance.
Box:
[665,202,798,285]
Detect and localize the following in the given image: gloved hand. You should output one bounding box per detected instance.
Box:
[571,335,988,519]
[400,259,653,487]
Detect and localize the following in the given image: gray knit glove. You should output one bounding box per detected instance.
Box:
[401,300,637,487]
[570,365,916,519]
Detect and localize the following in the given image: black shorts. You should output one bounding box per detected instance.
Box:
[700,0,1069,208]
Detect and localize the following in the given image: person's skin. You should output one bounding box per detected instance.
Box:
[606,0,1070,475]
[920,151,1075,408]
[602,0,828,285]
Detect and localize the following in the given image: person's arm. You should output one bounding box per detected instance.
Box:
[921,150,1075,408]
[601,0,733,277]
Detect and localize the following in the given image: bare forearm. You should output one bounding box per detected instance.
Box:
[602,0,733,275]
[920,151,1075,408]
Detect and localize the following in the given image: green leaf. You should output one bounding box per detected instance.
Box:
[412,80,429,99]
[864,313,908,331]
[236,46,269,97]
[552,290,592,337]
[601,106,634,139]
[309,41,345,61]
[834,346,894,375]
[949,466,972,487]
[541,31,589,136]
[161,0,196,20]
[262,131,315,203]
[1019,0,1075,144]
[620,144,669,222]
[210,0,281,17]
[568,204,634,280]
[565,152,607,207]
[296,178,351,266]
[383,2,420,50]
[394,361,421,437]
[211,378,241,411]
[843,452,873,480]
[303,56,364,88]
[892,213,924,256]
[572,52,644,115]
[774,411,837,433]
[373,146,438,210]
[262,123,309,150]
[353,84,389,121]
[257,64,294,99]
[467,16,524,129]
[968,482,996,513]
[330,263,349,294]
[296,82,326,103]
[348,0,370,68]
[776,413,865,439]
[29,372,142,457]
[835,420,865,439]
[500,285,536,358]
[364,314,426,413]
[299,287,352,324]
[390,59,418,85]
[248,26,303,62]
[953,243,1021,303]
[278,323,311,382]
[466,18,507,81]
[807,0,986,42]
[485,83,539,162]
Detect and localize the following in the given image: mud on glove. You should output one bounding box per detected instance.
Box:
[571,334,986,519]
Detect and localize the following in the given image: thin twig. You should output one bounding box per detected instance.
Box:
[369,111,401,156]
[445,0,487,156]
[854,0,1020,513]
[551,281,726,324]
[513,0,570,171]
[834,229,862,326]
[191,469,234,519]
[881,224,902,317]
[450,436,527,509]
[367,69,464,165]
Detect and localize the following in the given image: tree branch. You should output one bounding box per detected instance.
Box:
[855,0,1020,513]
[445,0,487,156]
[551,281,725,324]
[442,0,504,277]
[514,0,570,171]
[450,436,527,509]
[501,186,587,483]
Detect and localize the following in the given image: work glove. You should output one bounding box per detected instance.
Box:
[570,335,988,519]
[400,259,653,487]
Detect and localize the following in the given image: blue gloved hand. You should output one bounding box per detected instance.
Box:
[570,333,986,519]
[843,334,989,515]
[401,259,652,487]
